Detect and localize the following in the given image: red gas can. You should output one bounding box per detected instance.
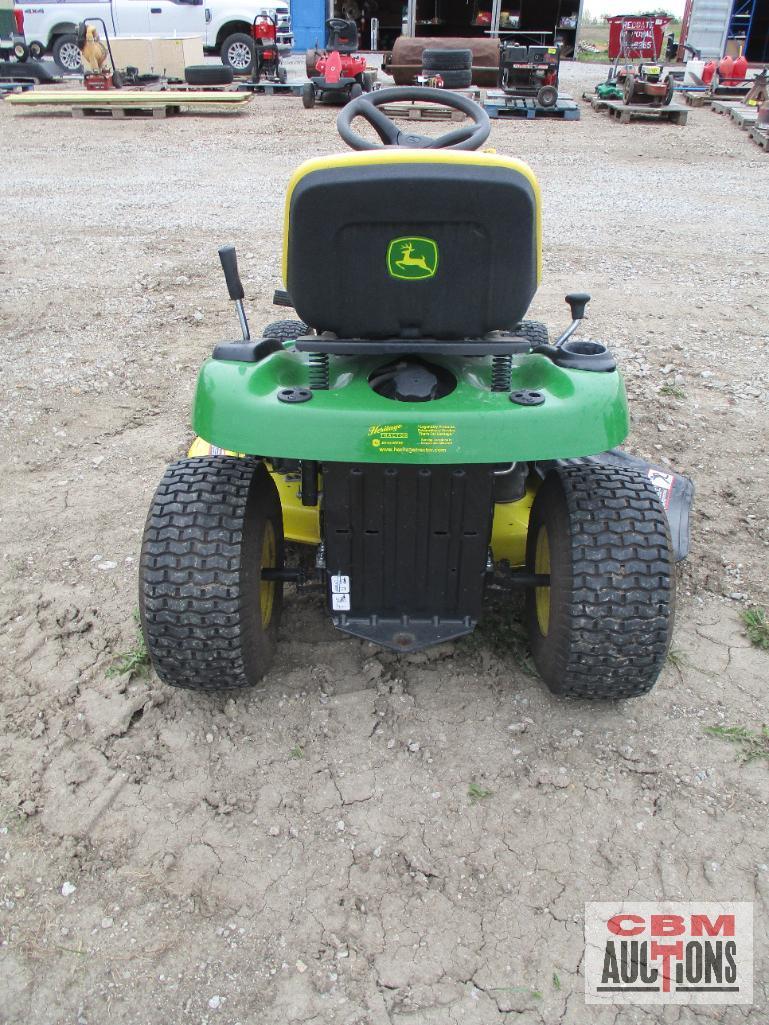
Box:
[702,60,717,84]
[731,54,748,81]
[718,55,734,82]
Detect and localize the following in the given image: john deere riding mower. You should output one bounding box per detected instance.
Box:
[139,87,692,700]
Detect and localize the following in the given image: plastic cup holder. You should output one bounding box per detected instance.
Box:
[561,340,609,357]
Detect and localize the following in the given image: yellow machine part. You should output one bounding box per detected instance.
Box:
[188,438,534,567]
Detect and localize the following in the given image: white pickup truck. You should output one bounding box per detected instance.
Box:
[17,0,293,72]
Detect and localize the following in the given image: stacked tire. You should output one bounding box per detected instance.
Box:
[421,48,472,90]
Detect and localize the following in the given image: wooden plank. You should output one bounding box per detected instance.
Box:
[6,90,253,107]
[604,101,687,126]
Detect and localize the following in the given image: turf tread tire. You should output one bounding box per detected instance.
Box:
[432,69,472,89]
[185,63,234,85]
[140,457,284,691]
[525,464,674,699]
[262,319,310,342]
[516,320,549,346]
[422,47,472,71]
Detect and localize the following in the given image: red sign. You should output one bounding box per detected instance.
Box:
[607,16,671,60]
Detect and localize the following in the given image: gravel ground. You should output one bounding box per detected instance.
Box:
[1,61,768,1025]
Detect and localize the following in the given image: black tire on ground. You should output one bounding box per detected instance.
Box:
[422,47,472,71]
[140,457,285,691]
[13,42,28,62]
[28,41,44,60]
[185,63,234,85]
[537,84,558,108]
[349,82,363,99]
[434,69,472,90]
[623,73,636,105]
[515,320,549,346]
[663,75,674,106]
[220,32,254,74]
[277,65,287,84]
[52,34,82,72]
[362,72,373,91]
[524,464,675,699]
[302,82,315,108]
[262,319,310,342]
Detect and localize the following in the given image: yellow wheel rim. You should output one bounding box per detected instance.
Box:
[534,526,550,636]
[260,520,276,628]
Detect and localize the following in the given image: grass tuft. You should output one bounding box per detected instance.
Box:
[106,636,150,680]
[704,724,769,764]
[468,782,494,803]
[742,608,769,650]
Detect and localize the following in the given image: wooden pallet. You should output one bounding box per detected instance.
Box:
[235,81,302,95]
[684,91,711,107]
[730,106,758,129]
[582,92,616,111]
[378,101,466,121]
[710,99,741,115]
[749,125,769,151]
[604,101,687,125]
[71,104,182,119]
[484,97,580,121]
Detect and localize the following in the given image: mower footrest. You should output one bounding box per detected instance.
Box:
[333,614,475,652]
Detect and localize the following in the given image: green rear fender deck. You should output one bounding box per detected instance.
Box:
[192,348,629,463]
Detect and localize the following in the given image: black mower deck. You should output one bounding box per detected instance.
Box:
[484,92,580,121]
[603,100,688,126]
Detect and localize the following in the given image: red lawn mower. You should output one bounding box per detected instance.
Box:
[303,18,372,108]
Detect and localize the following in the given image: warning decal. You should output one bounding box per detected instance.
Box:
[368,423,456,455]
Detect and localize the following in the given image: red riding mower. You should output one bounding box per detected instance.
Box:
[303,18,372,109]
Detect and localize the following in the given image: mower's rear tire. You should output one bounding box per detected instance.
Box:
[663,75,674,106]
[349,82,363,99]
[362,72,373,92]
[623,73,636,105]
[139,457,284,691]
[524,464,674,699]
[262,319,310,343]
[422,48,472,72]
[515,320,549,347]
[184,63,234,86]
[302,82,315,108]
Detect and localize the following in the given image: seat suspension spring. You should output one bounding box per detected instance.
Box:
[491,354,512,392]
[308,352,330,390]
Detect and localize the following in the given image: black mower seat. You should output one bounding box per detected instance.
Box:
[283,151,541,340]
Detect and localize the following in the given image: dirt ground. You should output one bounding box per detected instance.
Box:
[1,62,768,1025]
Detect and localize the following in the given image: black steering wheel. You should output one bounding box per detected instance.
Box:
[337,87,491,151]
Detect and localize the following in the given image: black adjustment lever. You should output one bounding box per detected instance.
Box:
[565,293,591,320]
[218,244,250,340]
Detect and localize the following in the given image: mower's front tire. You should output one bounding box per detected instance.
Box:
[302,82,315,108]
[262,319,310,343]
[516,320,549,346]
[139,457,284,691]
[524,464,674,699]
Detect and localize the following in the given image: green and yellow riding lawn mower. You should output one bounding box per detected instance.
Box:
[139,87,693,700]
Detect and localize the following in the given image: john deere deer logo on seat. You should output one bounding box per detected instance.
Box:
[386,237,439,280]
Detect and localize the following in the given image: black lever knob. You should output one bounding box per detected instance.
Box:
[218,244,244,302]
[565,292,591,320]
